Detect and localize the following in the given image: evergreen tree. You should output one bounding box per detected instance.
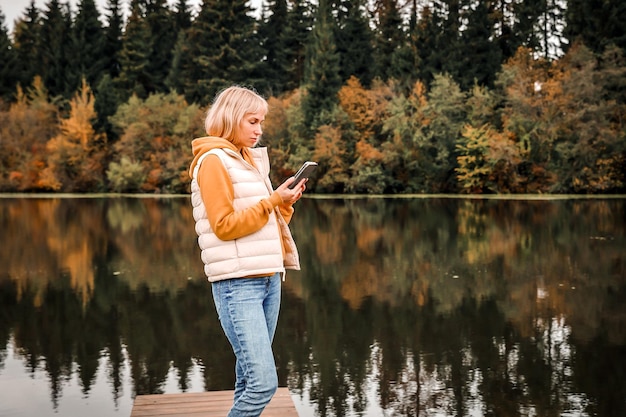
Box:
[0,11,19,100]
[334,0,374,87]
[512,0,543,53]
[116,0,153,100]
[71,0,105,91]
[166,31,186,94]
[492,0,518,61]
[458,0,502,89]
[258,0,290,94]
[389,0,420,91]
[371,0,404,81]
[302,0,341,131]
[12,1,42,90]
[172,0,192,32]
[565,0,626,54]
[415,5,444,85]
[278,0,312,91]
[94,74,119,139]
[40,0,72,98]
[435,0,465,84]
[103,0,123,79]
[177,0,264,105]
[145,0,177,93]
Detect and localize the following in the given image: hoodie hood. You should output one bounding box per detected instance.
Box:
[188,136,239,179]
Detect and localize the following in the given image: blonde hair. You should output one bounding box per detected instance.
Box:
[204,86,268,141]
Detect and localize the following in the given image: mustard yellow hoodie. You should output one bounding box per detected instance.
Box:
[188,136,294,242]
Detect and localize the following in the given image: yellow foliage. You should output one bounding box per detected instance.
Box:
[57,79,100,150]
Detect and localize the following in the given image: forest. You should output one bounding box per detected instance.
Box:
[0,0,624,194]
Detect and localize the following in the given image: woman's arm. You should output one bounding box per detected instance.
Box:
[197,155,283,240]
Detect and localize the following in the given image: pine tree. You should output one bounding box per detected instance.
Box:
[415,5,443,85]
[302,0,341,131]
[389,0,420,91]
[0,11,19,100]
[103,0,123,79]
[12,1,42,90]
[40,0,72,98]
[71,0,105,91]
[94,74,119,139]
[177,0,264,105]
[512,0,543,53]
[258,0,290,94]
[565,0,626,54]
[282,0,314,91]
[172,0,192,32]
[458,0,502,89]
[334,0,374,87]
[145,0,177,93]
[371,0,404,81]
[434,0,465,85]
[116,0,153,100]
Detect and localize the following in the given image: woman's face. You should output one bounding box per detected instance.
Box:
[235,111,265,148]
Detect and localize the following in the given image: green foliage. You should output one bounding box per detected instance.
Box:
[0,0,625,194]
[110,91,203,193]
[334,0,374,87]
[102,0,124,79]
[565,0,626,55]
[372,0,405,82]
[106,156,147,192]
[12,2,42,89]
[116,0,153,101]
[40,0,72,98]
[70,0,105,91]
[302,0,342,131]
[176,0,264,105]
[0,11,19,100]
[258,0,290,95]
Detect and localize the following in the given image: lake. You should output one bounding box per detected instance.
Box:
[0,195,624,416]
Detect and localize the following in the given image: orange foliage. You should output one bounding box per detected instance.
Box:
[355,139,384,163]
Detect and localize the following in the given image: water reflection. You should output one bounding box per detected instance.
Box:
[0,196,624,416]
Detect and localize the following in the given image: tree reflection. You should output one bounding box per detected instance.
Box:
[0,196,624,416]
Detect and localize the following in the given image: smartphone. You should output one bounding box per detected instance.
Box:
[288,161,318,189]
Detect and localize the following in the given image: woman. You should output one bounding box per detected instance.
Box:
[188,86,305,416]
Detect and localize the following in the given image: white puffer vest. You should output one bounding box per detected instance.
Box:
[191,147,300,282]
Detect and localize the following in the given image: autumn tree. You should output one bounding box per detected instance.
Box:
[496,47,556,192]
[0,77,59,190]
[548,43,626,192]
[40,80,106,191]
[108,92,203,193]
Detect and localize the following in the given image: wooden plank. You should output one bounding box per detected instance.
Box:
[130,387,297,417]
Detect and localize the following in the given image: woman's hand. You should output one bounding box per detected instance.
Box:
[276,177,306,205]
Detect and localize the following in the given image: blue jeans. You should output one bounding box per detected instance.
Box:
[211,273,281,417]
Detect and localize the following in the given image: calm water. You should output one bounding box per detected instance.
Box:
[0,195,625,417]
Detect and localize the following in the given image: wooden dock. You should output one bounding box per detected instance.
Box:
[130,387,298,416]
